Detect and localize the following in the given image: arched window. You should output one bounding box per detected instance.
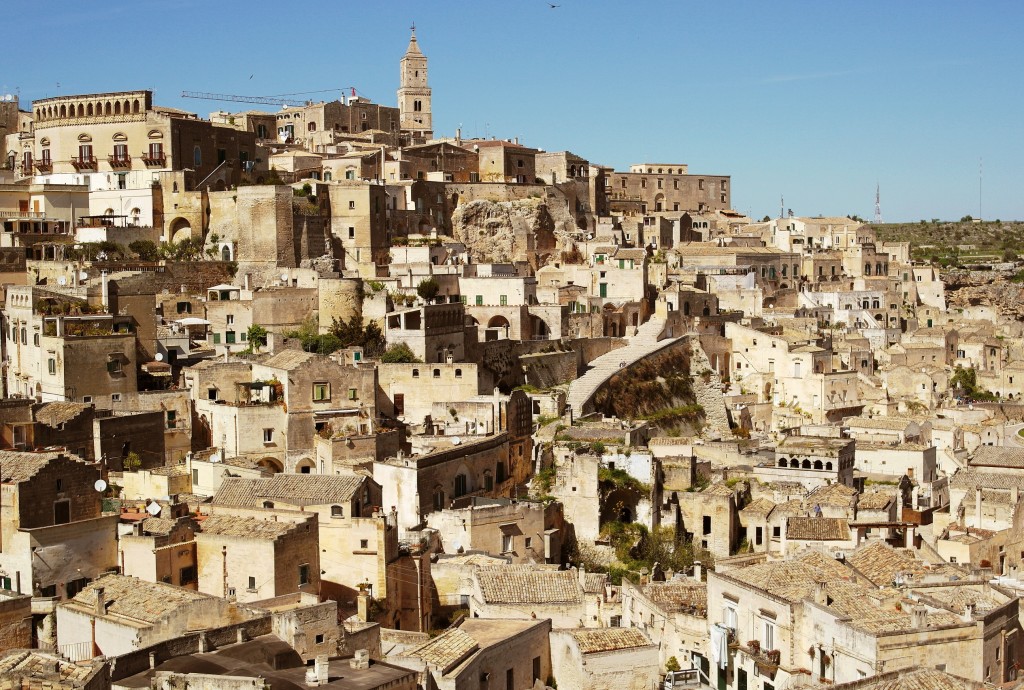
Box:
[801,459,811,469]
[454,474,467,497]
[484,471,493,491]
[865,263,872,276]
[263,500,274,508]
[193,146,202,167]
[825,462,833,471]
[813,460,823,470]
[331,505,344,518]
[433,486,445,511]
[778,457,787,467]
[790,459,799,468]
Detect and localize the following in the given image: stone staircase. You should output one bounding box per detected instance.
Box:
[566,316,679,415]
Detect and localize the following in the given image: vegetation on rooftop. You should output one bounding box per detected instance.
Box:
[949,366,998,402]
[570,521,714,586]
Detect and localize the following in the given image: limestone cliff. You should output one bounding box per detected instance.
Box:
[451,197,575,267]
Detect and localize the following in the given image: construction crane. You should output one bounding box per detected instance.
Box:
[181,87,359,108]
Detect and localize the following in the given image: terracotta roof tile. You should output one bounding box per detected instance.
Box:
[568,627,652,654]
[786,517,850,541]
[476,567,581,604]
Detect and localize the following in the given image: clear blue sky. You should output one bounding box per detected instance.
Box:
[6,0,1023,222]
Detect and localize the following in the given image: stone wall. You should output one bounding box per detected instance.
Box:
[521,351,576,389]
[690,337,731,436]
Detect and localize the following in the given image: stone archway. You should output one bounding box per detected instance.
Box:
[169,217,192,244]
[257,457,284,474]
[294,458,316,474]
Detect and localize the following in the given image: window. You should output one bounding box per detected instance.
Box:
[360,539,369,549]
[454,474,467,497]
[226,314,234,325]
[610,615,621,627]
[412,368,419,378]
[315,634,325,644]
[225,331,236,344]
[499,294,507,306]
[475,295,483,306]
[349,200,356,210]
[506,669,514,690]
[313,382,330,401]
[348,387,357,400]
[166,410,177,429]
[247,576,257,591]
[348,226,355,239]
[107,359,122,374]
[111,393,121,402]
[762,618,775,651]
[212,333,221,344]
[525,536,532,549]
[263,428,274,443]
[179,565,196,584]
[193,146,202,167]
[331,505,344,518]
[47,358,56,375]
[298,564,310,586]
[723,604,738,630]
[433,369,440,379]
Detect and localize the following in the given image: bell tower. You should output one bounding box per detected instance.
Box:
[398,25,432,139]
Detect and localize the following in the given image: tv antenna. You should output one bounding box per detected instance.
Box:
[874,183,881,224]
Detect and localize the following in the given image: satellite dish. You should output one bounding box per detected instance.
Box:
[79,271,88,280]
[209,453,221,463]
[58,277,67,286]
[146,502,162,516]
[94,479,107,492]
[451,437,462,446]
[154,352,164,361]
[281,273,289,281]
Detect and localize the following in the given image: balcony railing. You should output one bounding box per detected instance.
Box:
[108,154,131,168]
[141,152,166,166]
[70,156,97,171]
[33,160,52,173]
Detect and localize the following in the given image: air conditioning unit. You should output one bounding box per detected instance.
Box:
[834,551,846,561]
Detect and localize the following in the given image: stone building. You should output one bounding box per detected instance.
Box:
[620,576,708,673]
[195,513,320,604]
[549,627,659,690]
[468,565,615,628]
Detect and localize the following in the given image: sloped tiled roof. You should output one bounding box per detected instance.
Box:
[807,483,858,507]
[969,446,1024,469]
[726,551,851,603]
[847,541,965,586]
[260,349,317,370]
[829,667,976,690]
[0,451,81,484]
[199,514,302,540]
[476,567,581,605]
[569,627,652,654]
[740,497,776,517]
[786,517,850,541]
[640,580,707,615]
[857,491,896,511]
[212,475,364,508]
[68,574,212,624]
[406,627,478,671]
[950,467,1024,491]
[34,401,90,427]
[0,650,98,684]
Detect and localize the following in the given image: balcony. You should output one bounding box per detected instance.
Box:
[70,156,97,171]
[108,154,131,169]
[141,152,166,167]
[33,160,52,173]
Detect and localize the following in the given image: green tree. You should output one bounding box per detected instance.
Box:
[665,656,681,673]
[128,240,159,262]
[417,277,440,302]
[381,342,421,363]
[246,324,268,352]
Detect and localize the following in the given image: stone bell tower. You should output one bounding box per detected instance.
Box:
[397,26,433,140]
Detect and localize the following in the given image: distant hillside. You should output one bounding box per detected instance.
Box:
[873,219,1024,263]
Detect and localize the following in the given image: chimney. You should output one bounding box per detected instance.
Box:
[349,649,370,670]
[101,270,109,310]
[149,652,156,669]
[315,655,329,684]
[814,581,828,606]
[1013,486,1020,506]
[94,587,105,616]
[962,603,976,623]
[639,567,650,586]
[577,564,586,589]
[976,486,983,526]
[912,606,928,629]
[693,561,702,582]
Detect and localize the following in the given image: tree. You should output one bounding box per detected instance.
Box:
[246,324,268,352]
[381,342,421,363]
[328,315,386,357]
[417,277,440,302]
[665,657,681,673]
[761,215,771,222]
[128,240,159,262]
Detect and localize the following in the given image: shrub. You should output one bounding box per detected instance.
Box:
[417,277,440,302]
[380,342,420,363]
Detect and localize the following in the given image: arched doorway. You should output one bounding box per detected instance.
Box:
[169,217,192,244]
[295,458,315,474]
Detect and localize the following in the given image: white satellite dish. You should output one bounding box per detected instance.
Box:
[451,437,462,446]
[280,273,289,281]
[209,453,221,463]
[154,352,164,361]
[94,479,107,492]
[146,502,162,516]
[58,277,67,286]
[79,271,88,280]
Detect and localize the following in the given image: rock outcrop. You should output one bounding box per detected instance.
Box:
[451,197,574,267]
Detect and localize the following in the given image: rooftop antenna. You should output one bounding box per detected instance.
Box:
[780,195,784,220]
[874,183,882,224]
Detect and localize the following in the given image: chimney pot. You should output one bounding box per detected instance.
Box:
[94,587,105,616]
